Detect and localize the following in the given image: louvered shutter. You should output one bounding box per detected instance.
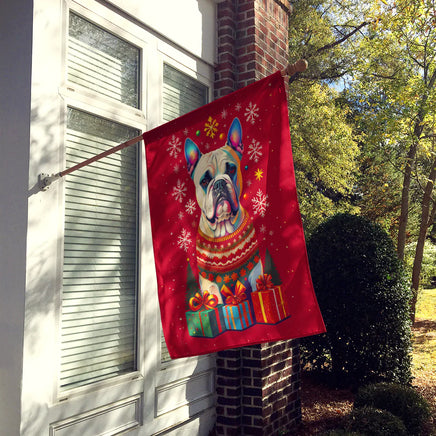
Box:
[160,64,208,363]
[60,12,140,390]
[61,109,139,389]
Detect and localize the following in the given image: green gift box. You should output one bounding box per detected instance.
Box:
[186,304,226,338]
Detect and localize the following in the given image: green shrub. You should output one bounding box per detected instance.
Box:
[345,406,408,435]
[302,213,412,386]
[354,382,432,435]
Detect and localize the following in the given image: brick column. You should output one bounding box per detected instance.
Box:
[215,1,301,435]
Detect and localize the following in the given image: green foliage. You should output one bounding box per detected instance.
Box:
[302,213,412,386]
[354,383,432,435]
[287,0,361,236]
[345,406,408,436]
[290,84,360,235]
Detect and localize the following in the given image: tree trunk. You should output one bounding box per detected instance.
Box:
[410,157,436,323]
[398,70,436,260]
[397,142,418,261]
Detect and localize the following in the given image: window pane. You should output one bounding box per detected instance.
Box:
[161,65,208,363]
[68,13,140,108]
[60,108,139,390]
[163,64,208,122]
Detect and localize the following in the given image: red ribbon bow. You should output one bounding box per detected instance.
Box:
[189,291,218,311]
[221,281,247,305]
[256,274,274,291]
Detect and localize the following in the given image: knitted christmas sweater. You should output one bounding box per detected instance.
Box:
[196,213,260,288]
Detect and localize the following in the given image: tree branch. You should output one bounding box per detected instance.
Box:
[313,21,370,57]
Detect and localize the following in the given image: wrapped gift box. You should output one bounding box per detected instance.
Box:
[223,300,254,330]
[252,285,289,324]
[186,304,226,338]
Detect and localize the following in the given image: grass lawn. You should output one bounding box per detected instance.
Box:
[413,288,436,378]
[412,287,436,426]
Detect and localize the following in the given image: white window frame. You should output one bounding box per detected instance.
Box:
[56,1,149,400]
[25,0,216,433]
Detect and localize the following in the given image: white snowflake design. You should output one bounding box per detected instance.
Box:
[172,179,187,203]
[221,108,228,119]
[177,228,192,252]
[248,138,262,162]
[167,135,182,158]
[252,189,269,217]
[235,102,242,112]
[245,102,259,124]
[178,211,184,220]
[185,199,197,215]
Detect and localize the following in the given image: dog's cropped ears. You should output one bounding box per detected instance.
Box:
[185,138,201,177]
[184,117,244,178]
[227,118,243,157]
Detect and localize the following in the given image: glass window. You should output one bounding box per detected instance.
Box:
[68,13,140,108]
[162,64,208,121]
[60,10,141,390]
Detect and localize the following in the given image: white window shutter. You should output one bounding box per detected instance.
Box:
[61,109,139,389]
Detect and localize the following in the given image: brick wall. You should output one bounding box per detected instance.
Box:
[214,1,302,434]
[215,341,301,435]
[215,0,291,98]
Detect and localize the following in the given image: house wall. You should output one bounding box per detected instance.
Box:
[0,1,33,432]
[0,1,218,435]
[106,0,217,66]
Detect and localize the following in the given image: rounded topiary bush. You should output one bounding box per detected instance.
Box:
[302,213,412,386]
[345,406,408,436]
[354,382,432,435]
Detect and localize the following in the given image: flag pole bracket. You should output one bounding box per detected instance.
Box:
[282,59,308,83]
[38,173,61,191]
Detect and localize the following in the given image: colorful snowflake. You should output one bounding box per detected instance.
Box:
[172,179,187,203]
[177,228,192,252]
[248,139,262,162]
[204,116,219,138]
[167,135,182,158]
[252,189,269,217]
[245,102,259,124]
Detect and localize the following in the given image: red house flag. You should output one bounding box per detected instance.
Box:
[143,72,325,358]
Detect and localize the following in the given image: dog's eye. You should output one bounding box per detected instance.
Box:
[226,163,237,177]
[200,172,212,189]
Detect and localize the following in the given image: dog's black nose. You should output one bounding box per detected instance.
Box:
[214,179,227,192]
